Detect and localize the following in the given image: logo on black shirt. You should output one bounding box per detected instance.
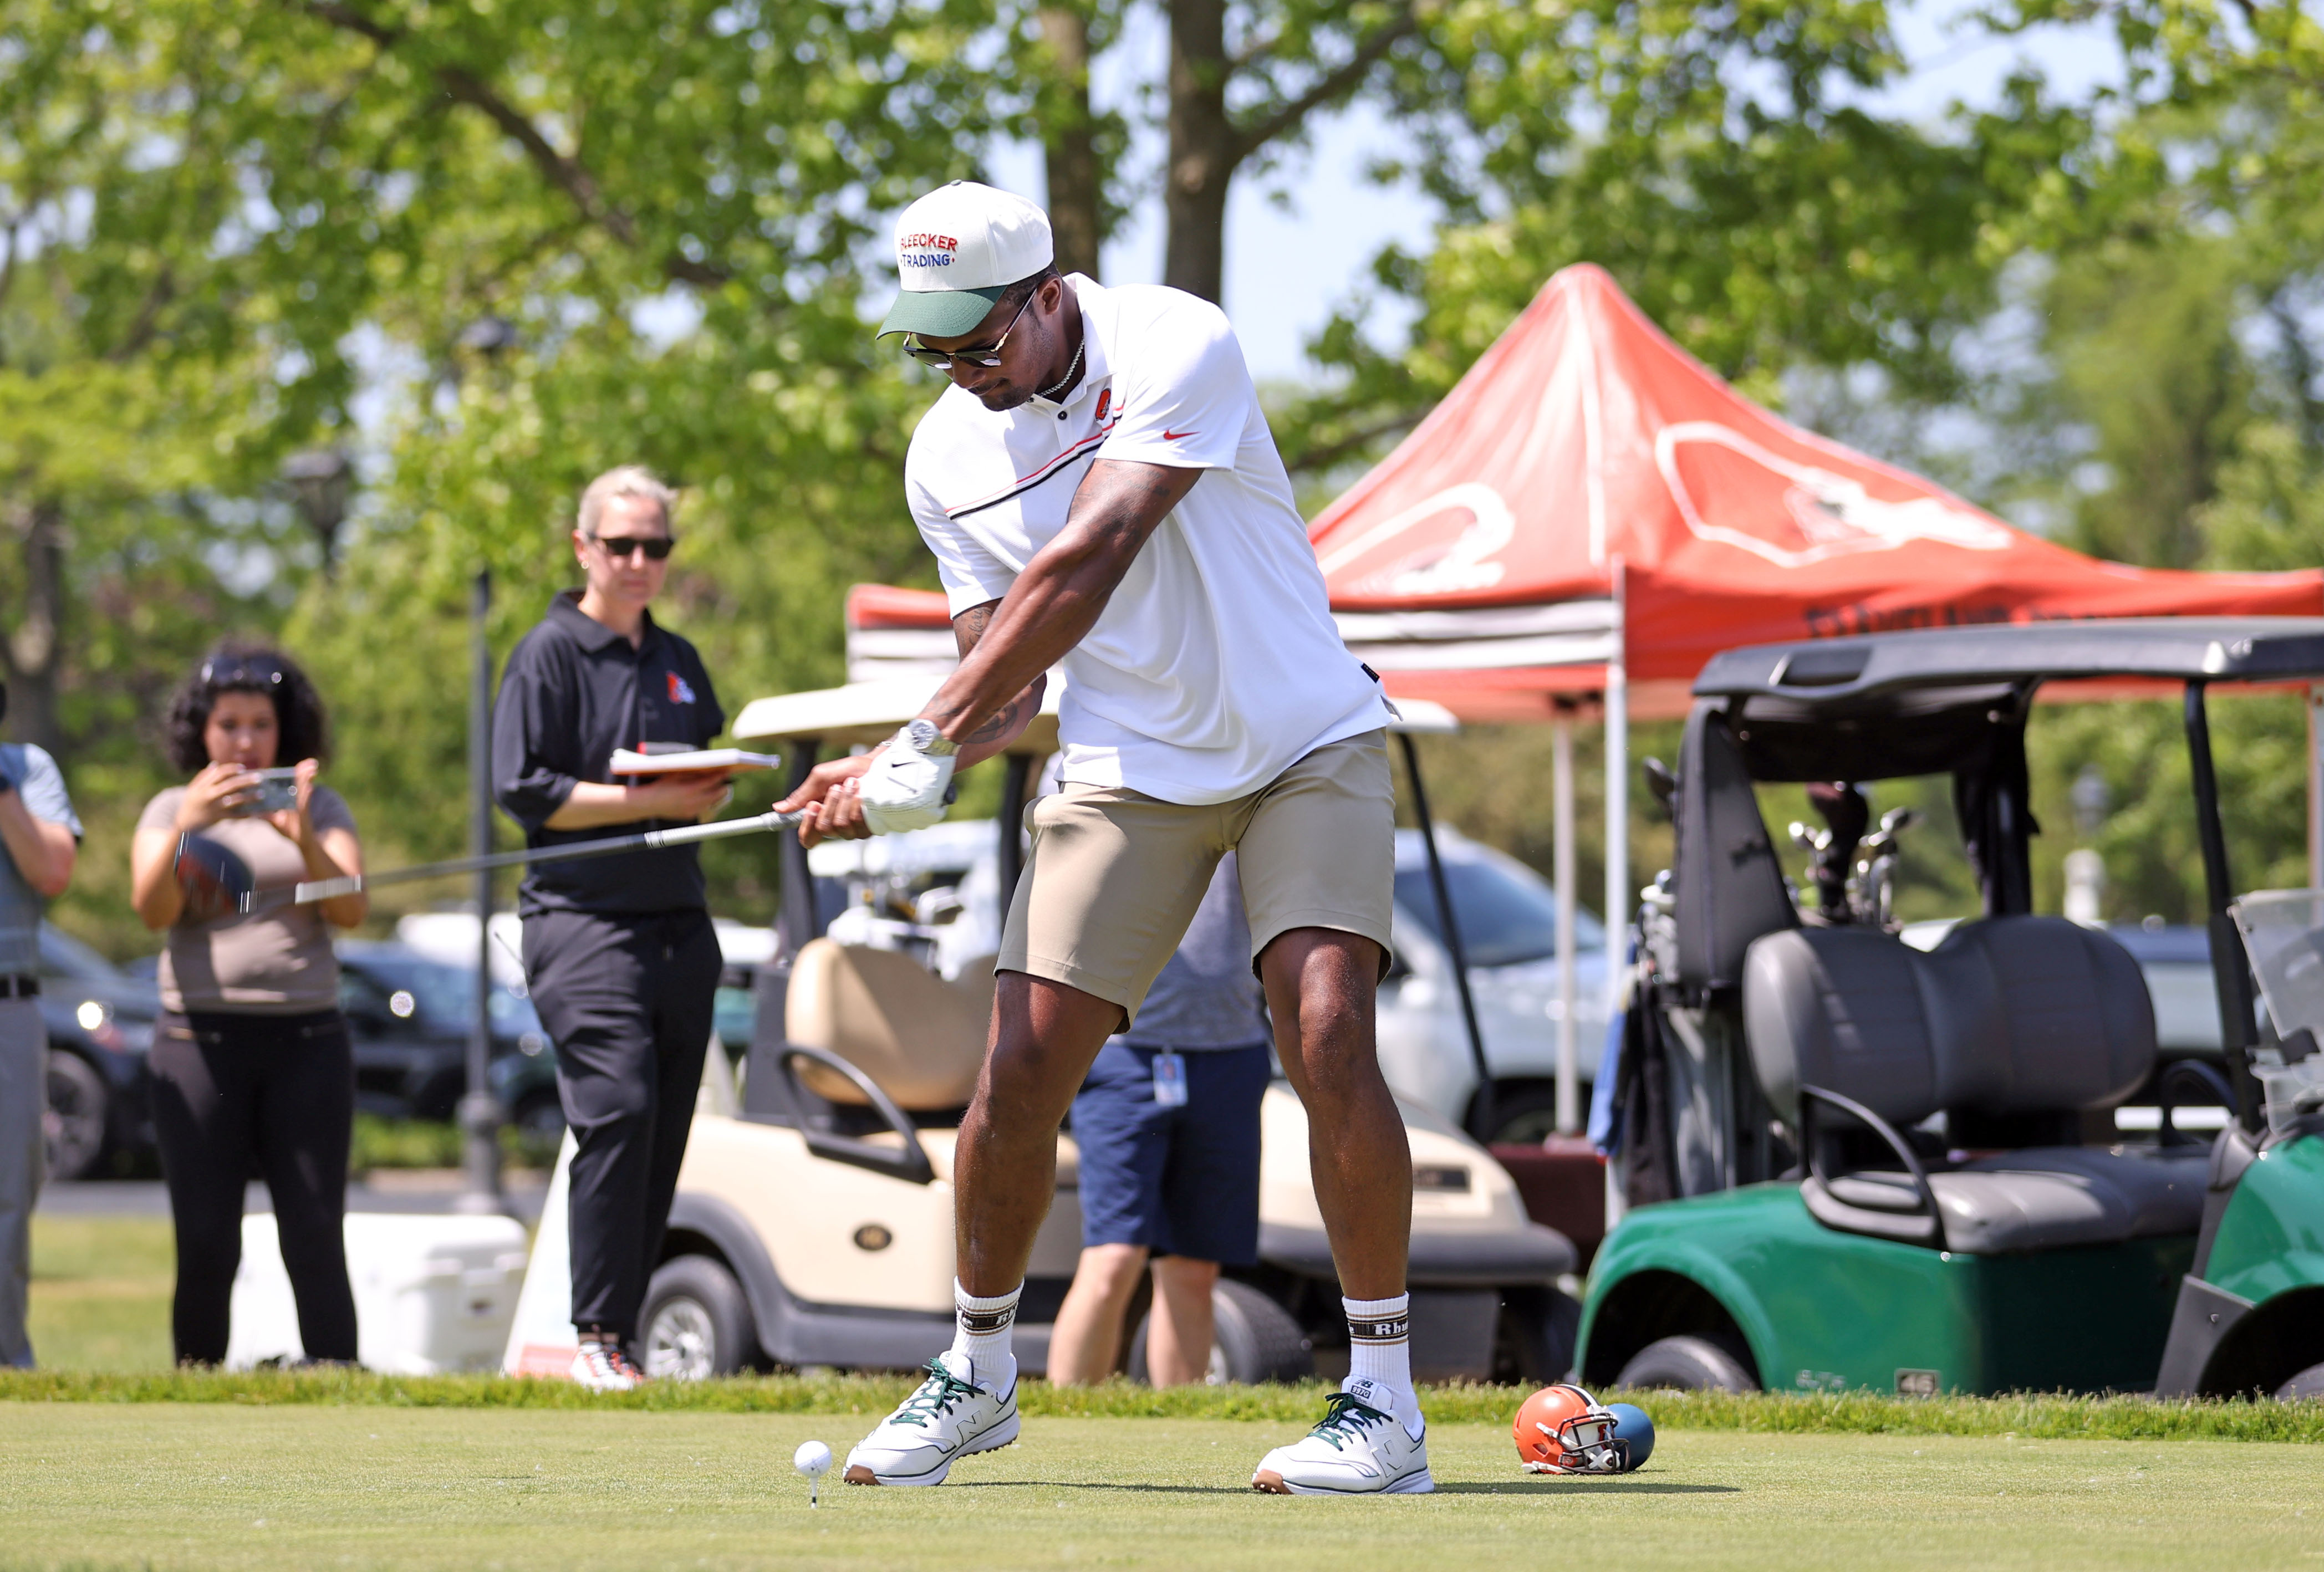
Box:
[667,672,697,705]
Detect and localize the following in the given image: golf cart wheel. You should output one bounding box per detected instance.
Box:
[2276,1361,2324,1401]
[1615,1334,1757,1392]
[639,1255,760,1381]
[44,1051,109,1182]
[1127,1277,1314,1386]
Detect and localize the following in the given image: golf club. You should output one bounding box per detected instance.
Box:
[176,807,811,917]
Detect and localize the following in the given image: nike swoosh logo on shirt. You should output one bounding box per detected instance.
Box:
[1163,428,1197,441]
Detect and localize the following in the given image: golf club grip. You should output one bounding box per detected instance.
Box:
[287,809,805,905]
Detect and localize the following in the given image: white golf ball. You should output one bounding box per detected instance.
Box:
[793,1441,833,1478]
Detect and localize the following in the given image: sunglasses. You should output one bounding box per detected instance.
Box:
[592,535,675,560]
[901,292,1033,371]
[200,656,284,688]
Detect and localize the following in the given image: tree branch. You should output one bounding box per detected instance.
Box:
[1231,9,1420,164]
[299,1,727,285]
[1283,411,1423,473]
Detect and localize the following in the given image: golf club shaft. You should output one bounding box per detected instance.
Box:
[284,808,809,906]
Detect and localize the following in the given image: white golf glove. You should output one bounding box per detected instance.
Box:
[859,719,958,835]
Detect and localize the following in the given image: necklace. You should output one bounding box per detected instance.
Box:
[1037,333,1086,403]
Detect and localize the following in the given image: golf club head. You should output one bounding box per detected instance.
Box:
[175,831,256,922]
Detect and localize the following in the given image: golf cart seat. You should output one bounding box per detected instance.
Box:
[785,938,991,1111]
[1743,916,2207,1253]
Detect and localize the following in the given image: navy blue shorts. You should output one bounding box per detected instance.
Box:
[1070,1040,1271,1265]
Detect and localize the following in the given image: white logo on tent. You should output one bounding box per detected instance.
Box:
[1317,481,1516,596]
[1656,422,2012,566]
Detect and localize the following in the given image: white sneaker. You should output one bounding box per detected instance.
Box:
[843,1351,1020,1487]
[1252,1378,1432,1496]
[569,1343,645,1392]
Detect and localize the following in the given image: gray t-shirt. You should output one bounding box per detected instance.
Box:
[0,743,81,975]
[136,785,359,1015]
[0,743,80,975]
[1118,853,1271,1052]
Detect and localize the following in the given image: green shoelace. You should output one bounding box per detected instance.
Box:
[891,1360,981,1429]
[1306,1391,1392,1452]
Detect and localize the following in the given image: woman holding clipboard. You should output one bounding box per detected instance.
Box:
[490,466,730,1391]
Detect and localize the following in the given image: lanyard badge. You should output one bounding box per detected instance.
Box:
[1151,1050,1189,1109]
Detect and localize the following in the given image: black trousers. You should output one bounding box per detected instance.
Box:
[522,906,719,1340]
[149,1010,358,1366]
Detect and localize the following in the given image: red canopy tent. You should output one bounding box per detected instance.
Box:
[1308,262,2321,724]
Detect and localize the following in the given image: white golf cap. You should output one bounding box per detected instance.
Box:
[878,181,1054,339]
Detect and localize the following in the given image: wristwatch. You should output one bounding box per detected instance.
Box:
[901,718,958,757]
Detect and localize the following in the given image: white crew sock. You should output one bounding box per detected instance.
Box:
[951,1279,1021,1392]
[1343,1293,1422,1438]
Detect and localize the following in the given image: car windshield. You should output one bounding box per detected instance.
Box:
[1393,859,1605,968]
[343,952,540,1036]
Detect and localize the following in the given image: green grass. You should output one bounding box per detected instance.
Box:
[24,1216,174,1375]
[22,1215,2324,1444]
[0,1408,2316,1571]
[5,1367,2321,1443]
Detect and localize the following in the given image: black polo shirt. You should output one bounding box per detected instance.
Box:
[492,590,726,916]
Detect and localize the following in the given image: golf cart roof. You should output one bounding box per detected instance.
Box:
[1694,617,2324,705]
[731,676,1457,752]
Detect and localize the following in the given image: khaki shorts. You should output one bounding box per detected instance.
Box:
[998,731,1395,1027]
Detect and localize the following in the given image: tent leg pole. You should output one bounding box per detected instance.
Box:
[2310,683,2322,891]
[1603,650,1629,1034]
[1553,709,1578,1136]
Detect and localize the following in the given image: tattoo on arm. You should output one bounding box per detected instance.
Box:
[952,601,997,660]
[964,694,1026,744]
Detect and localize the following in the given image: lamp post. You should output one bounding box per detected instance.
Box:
[282,448,353,574]
[455,568,509,1214]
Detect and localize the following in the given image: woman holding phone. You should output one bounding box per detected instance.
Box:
[129,643,366,1366]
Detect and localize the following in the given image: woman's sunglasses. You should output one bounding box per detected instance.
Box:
[200,656,284,687]
[592,535,675,560]
[901,293,1033,371]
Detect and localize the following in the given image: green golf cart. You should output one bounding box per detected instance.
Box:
[1577,617,2324,1400]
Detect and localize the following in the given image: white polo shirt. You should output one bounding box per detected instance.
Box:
[903,277,1389,806]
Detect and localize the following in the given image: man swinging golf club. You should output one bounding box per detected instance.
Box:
[779,182,1426,1495]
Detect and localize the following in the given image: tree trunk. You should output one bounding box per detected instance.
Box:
[1164,0,1236,302]
[3,498,67,758]
[1038,4,1103,280]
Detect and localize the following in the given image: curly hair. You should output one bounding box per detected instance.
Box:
[164,641,332,774]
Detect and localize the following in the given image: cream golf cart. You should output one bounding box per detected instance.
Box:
[614,675,1579,1385]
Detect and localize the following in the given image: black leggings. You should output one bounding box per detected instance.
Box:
[149,1010,357,1365]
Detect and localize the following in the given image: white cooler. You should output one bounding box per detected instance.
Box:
[226,1212,531,1374]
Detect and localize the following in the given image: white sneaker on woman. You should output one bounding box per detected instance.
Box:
[569,1343,645,1392]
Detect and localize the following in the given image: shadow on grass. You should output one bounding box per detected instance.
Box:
[947,1481,1251,1494]
[1435,1481,1740,1495]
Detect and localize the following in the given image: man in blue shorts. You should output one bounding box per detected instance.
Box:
[1046,854,1270,1386]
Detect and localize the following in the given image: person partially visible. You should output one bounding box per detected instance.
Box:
[493,465,730,1392]
[1047,854,1271,1386]
[129,645,366,1366]
[0,681,81,1369]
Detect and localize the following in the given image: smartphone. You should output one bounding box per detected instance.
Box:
[232,768,302,816]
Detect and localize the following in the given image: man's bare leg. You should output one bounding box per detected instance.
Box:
[1147,1255,1221,1386]
[1259,928,1410,1299]
[954,971,1122,1296]
[1047,1243,1149,1384]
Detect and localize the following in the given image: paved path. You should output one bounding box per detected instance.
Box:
[38,1172,549,1224]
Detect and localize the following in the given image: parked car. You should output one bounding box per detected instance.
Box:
[337,941,554,1130]
[37,924,161,1181]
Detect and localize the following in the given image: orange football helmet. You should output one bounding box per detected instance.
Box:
[1513,1383,1626,1474]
